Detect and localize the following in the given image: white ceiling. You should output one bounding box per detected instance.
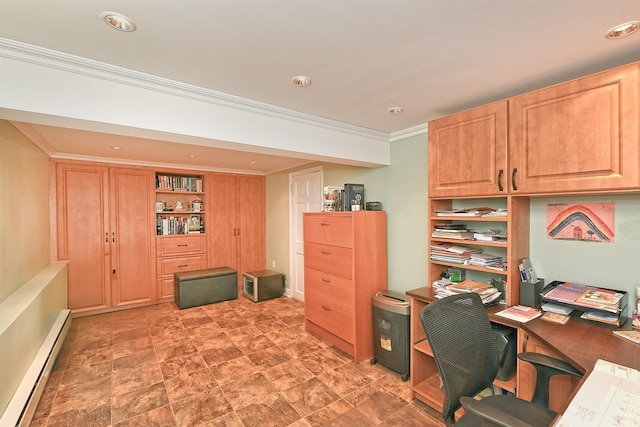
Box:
[1,0,640,173]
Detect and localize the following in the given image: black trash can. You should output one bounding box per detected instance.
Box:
[371,290,411,381]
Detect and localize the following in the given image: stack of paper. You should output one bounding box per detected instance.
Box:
[434,280,501,305]
[495,305,542,323]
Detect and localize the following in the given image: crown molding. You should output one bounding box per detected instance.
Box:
[0,37,390,142]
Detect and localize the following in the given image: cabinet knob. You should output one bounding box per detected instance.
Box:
[321,222,331,226]
[178,244,188,247]
[105,233,108,243]
[112,232,115,243]
[511,168,518,191]
[498,169,504,192]
[322,278,331,283]
[322,305,332,311]
[321,250,332,255]
[178,264,188,268]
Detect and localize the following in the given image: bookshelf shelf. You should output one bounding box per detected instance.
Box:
[155,173,205,236]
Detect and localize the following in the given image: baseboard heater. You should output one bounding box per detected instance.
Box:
[1,309,71,427]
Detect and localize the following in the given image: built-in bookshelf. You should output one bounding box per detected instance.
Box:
[155,173,205,236]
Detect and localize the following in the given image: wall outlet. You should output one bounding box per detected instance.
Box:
[271,261,276,268]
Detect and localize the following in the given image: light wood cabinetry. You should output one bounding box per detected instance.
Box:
[303,211,387,363]
[428,197,529,306]
[509,62,639,194]
[207,174,266,289]
[155,234,208,301]
[54,162,155,315]
[517,330,581,413]
[428,100,507,198]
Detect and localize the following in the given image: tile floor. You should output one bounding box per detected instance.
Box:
[31,296,445,426]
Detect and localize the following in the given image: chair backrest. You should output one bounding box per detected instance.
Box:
[420,293,499,423]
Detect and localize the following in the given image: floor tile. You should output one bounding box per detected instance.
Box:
[31,297,445,427]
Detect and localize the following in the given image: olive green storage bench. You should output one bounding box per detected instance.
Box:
[174,267,237,309]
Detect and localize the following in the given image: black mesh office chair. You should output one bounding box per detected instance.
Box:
[420,293,582,427]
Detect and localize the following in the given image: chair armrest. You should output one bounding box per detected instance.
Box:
[517,352,583,378]
[460,397,537,427]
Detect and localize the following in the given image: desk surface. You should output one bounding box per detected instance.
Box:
[406,286,640,372]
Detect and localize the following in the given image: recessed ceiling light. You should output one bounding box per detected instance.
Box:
[605,21,640,39]
[110,146,122,150]
[388,107,404,114]
[292,76,312,87]
[102,12,137,32]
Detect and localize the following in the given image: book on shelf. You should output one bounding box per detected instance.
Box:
[435,206,496,216]
[495,305,542,323]
[431,231,475,240]
[433,279,501,305]
[612,330,640,344]
[430,243,482,255]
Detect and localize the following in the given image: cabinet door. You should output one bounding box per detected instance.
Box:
[517,332,581,412]
[428,100,508,197]
[207,174,237,270]
[110,168,155,307]
[236,175,266,278]
[55,163,111,312]
[509,63,639,194]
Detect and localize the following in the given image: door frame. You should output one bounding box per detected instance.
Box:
[288,166,323,299]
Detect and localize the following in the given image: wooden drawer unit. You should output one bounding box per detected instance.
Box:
[156,234,208,301]
[304,267,354,309]
[303,211,387,362]
[303,242,353,279]
[158,255,208,277]
[303,215,354,248]
[305,294,354,343]
[157,234,206,257]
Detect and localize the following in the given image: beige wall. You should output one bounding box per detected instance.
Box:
[0,120,51,302]
[266,134,429,295]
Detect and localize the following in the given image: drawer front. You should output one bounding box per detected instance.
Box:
[303,215,353,248]
[157,234,206,257]
[304,267,354,310]
[305,294,354,343]
[158,255,208,277]
[304,242,352,279]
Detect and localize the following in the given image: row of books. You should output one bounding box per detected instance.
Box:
[432,224,507,243]
[432,279,501,305]
[156,215,203,235]
[435,206,507,217]
[156,174,203,192]
[430,243,507,270]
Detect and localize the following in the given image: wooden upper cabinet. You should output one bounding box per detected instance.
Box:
[509,62,639,194]
[428,100,508,197]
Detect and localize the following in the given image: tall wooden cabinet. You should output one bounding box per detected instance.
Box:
[207,173,265,289]
[54,162,155,315]
[303,211,387,362]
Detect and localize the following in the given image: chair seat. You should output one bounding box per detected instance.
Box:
[456,395,556,427]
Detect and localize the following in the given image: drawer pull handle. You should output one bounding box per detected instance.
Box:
[178,264,188,268]
[322,305,332,311]
[321,223,331,226]
[322,278,331,283]
[177,244,188,247]
[321,250,331,255]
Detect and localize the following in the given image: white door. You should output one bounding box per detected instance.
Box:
[289,167,323,301]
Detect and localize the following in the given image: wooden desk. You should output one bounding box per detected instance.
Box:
[407,286,640,416]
